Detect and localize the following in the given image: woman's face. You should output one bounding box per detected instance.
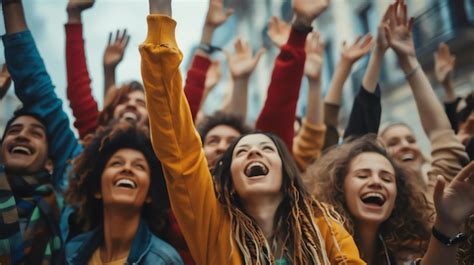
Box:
[380,124,423,172]
[113,90,148,127]
[343,152,397,225]
[230,134,283,202]
[100,148,151,209]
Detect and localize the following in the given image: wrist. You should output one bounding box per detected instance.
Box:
[67,9,82,24]
[434,218,463,237]
[399,56,418,73]
[200,24,216,44]
[292,15,313,29]
[104,65,117,72]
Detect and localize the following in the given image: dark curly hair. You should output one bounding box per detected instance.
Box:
[306,134,434,264]
[98,81,145,127]
[197,111,253,143]
[66,122,169,237]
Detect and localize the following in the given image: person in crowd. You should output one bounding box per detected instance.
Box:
[308,135,474,265]
[65,123,183,265]
[342,0,468,200]
[140,0,366,263]
[0,0,82,263]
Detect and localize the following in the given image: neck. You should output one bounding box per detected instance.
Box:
[101,205,141,262]
[356,221,380,265]
[243,194,283,241]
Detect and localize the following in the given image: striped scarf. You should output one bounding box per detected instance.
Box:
[0,167,64,265]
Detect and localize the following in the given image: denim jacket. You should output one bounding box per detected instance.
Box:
[65,219,183,265]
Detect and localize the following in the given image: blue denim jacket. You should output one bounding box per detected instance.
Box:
[2,30,82,192]
[65,220,184,265]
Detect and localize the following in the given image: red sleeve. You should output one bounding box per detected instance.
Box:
[183,54,211,122]
[255,28,308,151]
[65,23,99,139]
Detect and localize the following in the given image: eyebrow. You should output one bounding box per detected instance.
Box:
[352,168,394,175]
[237,141,273,148]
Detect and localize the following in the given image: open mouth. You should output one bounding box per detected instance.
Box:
[400,153,415,162]
[122,111,138,122]
[244,161,269,178]
[360,192,385,207]
[114,178,137,189]
[9,145,33,156]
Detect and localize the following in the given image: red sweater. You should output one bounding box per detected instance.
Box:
[65,23,99,140]
[255,27,308,151]
[184,54,211,121]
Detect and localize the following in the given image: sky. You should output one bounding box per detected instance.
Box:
[0,0,209,108]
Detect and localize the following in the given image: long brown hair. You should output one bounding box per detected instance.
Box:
[306,135,433,263]
[213,132,343,264]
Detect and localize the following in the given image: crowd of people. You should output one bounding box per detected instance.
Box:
[0,0,473,264]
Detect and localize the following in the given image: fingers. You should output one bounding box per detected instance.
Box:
[225,8,234,18]
[454,161,474,182]
[433,175,446,209]
[107,32,113,45]
[253,48,266,66]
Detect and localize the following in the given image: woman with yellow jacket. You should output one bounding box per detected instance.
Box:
[139,0,365,264]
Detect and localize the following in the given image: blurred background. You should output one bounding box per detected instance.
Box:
[1,0,474,154]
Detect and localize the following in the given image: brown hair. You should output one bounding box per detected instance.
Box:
[66,122,169,237]
[213,132,343,264]
[306,135,433,263]
[98,81,145,127]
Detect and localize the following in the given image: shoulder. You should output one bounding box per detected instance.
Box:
[141,234,184,265]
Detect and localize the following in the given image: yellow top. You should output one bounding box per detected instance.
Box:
[293,119,326,171]
[87,249,127,265]
[140,14,365,265]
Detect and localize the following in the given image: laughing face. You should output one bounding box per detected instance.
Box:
[380,124,424,172]
[204,125,241,170]
[343,152,397,225]
[230,134,283,202]
[1,115,52,175]
[113,90,148,127]
[99,148,151,209]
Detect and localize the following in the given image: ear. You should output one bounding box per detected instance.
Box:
[45,158,53,174]
[94,191,102,199]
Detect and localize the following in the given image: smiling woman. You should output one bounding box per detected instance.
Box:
[65,122,183,265]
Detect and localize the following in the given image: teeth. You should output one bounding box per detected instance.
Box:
[361,192,384,201]
[122,112,138,121]
[115,179,136,189]
[11,146,32,155]
[401,153,415,161]
[245,161,268,177]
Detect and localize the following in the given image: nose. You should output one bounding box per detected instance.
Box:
[125,99,138,109]
[14,129,30,142]
[120,162,134,175]
[367,174,383,189]
[247,146,263,158]
[215,140,229,154]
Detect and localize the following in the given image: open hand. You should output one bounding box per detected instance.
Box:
[293,0,330,27]
[103,29,130,69]
[67,0,95,13]
[384,0,415,58]
[0,64,12,99]
[434,42,456,84]
[205,0,233,28]
[340,34,373,64]
[205,60,222,93]
[304,32,324,80]
[267,16,291,48]
[225,39,265,79]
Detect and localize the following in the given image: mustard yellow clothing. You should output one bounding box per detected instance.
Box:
[293,119,326,171]
[88,249,127,265]
[140,15,365,265]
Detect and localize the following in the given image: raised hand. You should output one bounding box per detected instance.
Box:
[67,0,95,23]
[304,32,324,80]
[384,0,415,58]
[434,42,456,84]
[293,0,330,27]
[225,39,265,79]
[376,3,394,52]
[433,162,474,230]
[204,60,222,93]
[340,34,373,64]
[103,29,130,70]
[205,0,233,28]
[267,16,291,48]
[0,64,12,99]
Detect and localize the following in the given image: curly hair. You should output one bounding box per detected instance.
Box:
[98,80,145,127]
[197,111,253,143]
[306,135,433,264]
[66,122,169,237]
[213,132,345,264]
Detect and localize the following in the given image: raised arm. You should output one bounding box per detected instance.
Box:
[322,34,372,148]
[223,38,265,120]
[0,64,12,100]
[3,0,81,189]
[256,0,330,151]
[293,32,326,171]
[65,0,100,140]
[184,0,232,121]
[141,1,228,263]
[103,29,130,96]
[434,42,459,132]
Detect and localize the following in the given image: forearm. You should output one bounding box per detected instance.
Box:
[103,66,116,96]
[442,79,456,103]
[305,78,323,126]
[362,46,384,93]
[67,7,82,24]
[421,219,460,265]
[184,54,212,121]
[3,0,27,34]
[325,60,353,105]
[225,76,249,120]
[401,56,452,137]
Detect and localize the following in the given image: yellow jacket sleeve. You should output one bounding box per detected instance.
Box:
[139,15,239,265]
[293,118,326,172]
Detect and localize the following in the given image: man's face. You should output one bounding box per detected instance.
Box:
[1,115,52,175]
[203,125,241,170]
